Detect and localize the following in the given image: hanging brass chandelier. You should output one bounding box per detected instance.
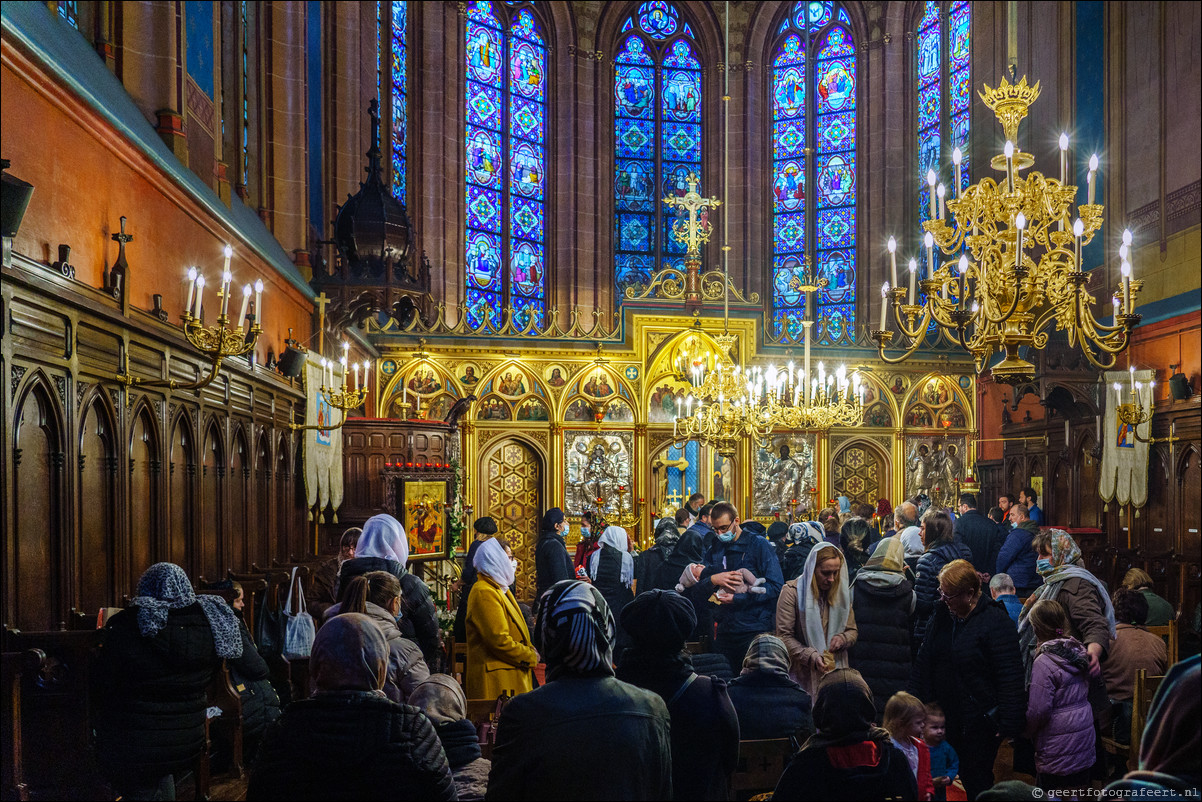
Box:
[871,73,1141,385]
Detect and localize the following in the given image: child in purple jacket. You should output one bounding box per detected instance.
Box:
[1024,599,1097,792]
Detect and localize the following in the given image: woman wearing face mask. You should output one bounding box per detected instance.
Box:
[465,537,539,700]
[775,542,858,698]
[535,507,575,598]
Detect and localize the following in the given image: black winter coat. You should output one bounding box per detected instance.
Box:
[95,603,220,779]
[726,671,814,742]
[247,692,456,801]
[849,576,914,719]
[453,539,484,641]
[781,540,817,582]
[487,676,673,801]
[773,739,918,802]
[913,540,974,648]
[954,510,1005,577]
[339,557,441,669]
[908,593,1027,741]
[634,545,669,593]
[534,528,574,599]
[228,623,281,748]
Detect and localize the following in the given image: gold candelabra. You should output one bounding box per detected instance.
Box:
[1112,372,1177,445]
[290,344,371,431]
[871,74,1141,385]
[118,247,263,392]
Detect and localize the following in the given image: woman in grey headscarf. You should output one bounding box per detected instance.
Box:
[726,633,816,742]
[410,675,491,802]
[95,562,238,800]
[248,615,455,801]
[487,580,673,801]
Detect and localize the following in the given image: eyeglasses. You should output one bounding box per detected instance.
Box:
[713,520,735,535]
[939,588,968,603]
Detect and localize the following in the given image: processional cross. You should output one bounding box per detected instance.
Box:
[662,172,722,308]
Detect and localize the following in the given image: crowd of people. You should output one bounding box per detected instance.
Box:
[89,488,1198,802]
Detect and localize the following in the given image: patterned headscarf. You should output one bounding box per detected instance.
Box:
[130,562,242,659]
[535,580,615,681]
[875,498,893,519]
[357,514,409,564]
[741,633,792,681]
[1043,529,1084,573]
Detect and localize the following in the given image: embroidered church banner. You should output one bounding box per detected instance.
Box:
[303,353,344,522]
[1099,369,1153,509]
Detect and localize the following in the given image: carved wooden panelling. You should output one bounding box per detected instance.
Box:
[9,297,69,357]
[76,322,122,371]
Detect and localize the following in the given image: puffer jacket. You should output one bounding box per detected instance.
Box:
[247,692,455,801]
[849,571,915,718]
[996,520,1043,592]
[780,539,817,582]
[909,593,1027,741]
[338,557,441,670]
[362,601,431,702]
[913,539,974,648]
[95,603,220,778]
[1025,638,1096,776]
[228,623,281,749]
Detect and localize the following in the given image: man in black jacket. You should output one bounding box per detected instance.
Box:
[954,492,1005,579]
[535,507,574,599]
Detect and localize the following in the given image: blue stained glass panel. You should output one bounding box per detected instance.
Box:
[774,212,806,251]
[510,140,544,198]
[774,120,806,159]
[817,207,855,248]
[663,123,702,161]
[918,25,940,81]
[512,296,545,330]
[919,128,940,174]
[918,83,940,130]
[466,288,502,329]
[616,254,654,289]
[467,82,503,128]
[817,111,854,152]
[817,304,854,344]
[664,39,700,69]
[619,214,652,251]
[391,1,407,204]
[950,3,971,70]
[774,63,806,117]
[817,153,856,206]
[617,118,655,159]
[637,1,679,38]
[616,160,655,210]
[510,43,545,100]
[466,186,502,232]
[512,196,544,239]
[818,250,855,303]
[615,64,655,119]
[466,231,502,291]
[467,129,503,188]
[663,70,701,121]
[511,96,545,142]
[466,22,503,84]
[662,162,695,201]
[950,68,971,114]
[773,161,806,212]
[816,56,855,113]
[774,256,809,306]
[775,35,805,68]
[510,240,544,297]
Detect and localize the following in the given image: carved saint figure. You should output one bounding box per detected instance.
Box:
[907,443,933,498]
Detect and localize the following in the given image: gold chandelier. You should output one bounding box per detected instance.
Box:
[871,74,1141,385]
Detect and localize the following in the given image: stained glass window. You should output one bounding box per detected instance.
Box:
[57,0,79,29]
[464,1,547,330]
[241,1,250,189]
[390,1,408,205]
[614,1,702,294]
[770,1,857,345]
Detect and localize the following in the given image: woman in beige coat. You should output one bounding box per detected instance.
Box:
[775,542,858,697]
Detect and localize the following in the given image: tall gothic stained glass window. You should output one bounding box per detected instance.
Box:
[390,1,408,205]
[917,0,971,226]
[464,1,547,330]
[614,1,702,294]
[770,1,857,345]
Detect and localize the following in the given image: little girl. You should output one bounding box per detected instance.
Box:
[884,691,934,801]
[1024,599,1097,792]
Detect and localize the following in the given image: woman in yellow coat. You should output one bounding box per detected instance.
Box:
[465,537,538,699]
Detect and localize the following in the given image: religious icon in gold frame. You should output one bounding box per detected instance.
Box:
[401,479,451,561]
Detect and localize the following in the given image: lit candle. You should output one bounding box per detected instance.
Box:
[1058,133,1069,184]
[887,236,898,287]
[1015,213,1026,270]
[1113,382,1122,408]
[254,280,263,327]
[363,360,371,390]
[1121,261,1132,313]
[238,284,251,332]
[1087,154,1099,204]
[937,183,947,220]
[185,267,198,316]
[927,169,938,218]
[340,357,348,391]
[1073,218,1084,268]
[958,254,969,310]
[1129,365,1136,402]
[321,358,328,389]
[353,362,360,391]
[924,232,935,280]
[1004,141,1015,193]
[880,283,890,330]
[193,275,205,319]
[952,147,963,197]
[219,268,232,318]
[803,324,811,400]
[908,258,918,305]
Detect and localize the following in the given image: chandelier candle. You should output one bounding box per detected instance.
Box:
[193,275,205,319]
[254,280,263,325]
[1087,154,1099,205]
[1015,213,1026,269]
[909,258,918,305]
[1059,133,1069,184]
[185,267,198,315]
[881,284,890,330]
[238,285,251,330]
[925,232,935,279]
[937,184,947,220]
[953,148,963,197]
[888,236,898,287]
[1004,141,1015,193]
[927,170,938,218]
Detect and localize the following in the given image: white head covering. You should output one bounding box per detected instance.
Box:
[589,525,635,587]
[897,525,924,559]
[798,542,851,671]
[473,535,515,588]
[357,514,410,564]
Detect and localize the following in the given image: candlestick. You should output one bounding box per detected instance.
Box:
[1113,382,1122,408]
[254,280,263,326]
[340,357,348,391]
[880,283,890,330]
[908,258,918,305]
[887,236,898,287]
[927,169,937,219]
[1004,141,1015,193]
[952,147,963,197]
[1087,154,1099,204]
[803,324,811,402]
[1058,133,1069,184]
[363,360,371,391]
[219,269,232,318]
[193,275,205,319]
[924,232,935,280]
[353,362,360,390]
[1073,218,1084,268]
[185,267,198,316]
[1129,365,1136,403]
[1015,213,1026,270]
[937,183,947,220]
[238,284,251,331]
[1121,261,1132,313]
[958,254,969,310]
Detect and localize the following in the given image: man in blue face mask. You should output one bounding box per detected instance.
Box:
[689,502,785,671]
[994,503,1042,596]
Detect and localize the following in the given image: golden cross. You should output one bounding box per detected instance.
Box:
[662,172,722,258]
[314,292,330,353]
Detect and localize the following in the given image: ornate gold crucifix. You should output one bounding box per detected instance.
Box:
[662,172,721,308]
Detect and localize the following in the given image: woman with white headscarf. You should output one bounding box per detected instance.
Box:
[588,525,636,653]
[339,513,441,669]
[465,537,538,700]
[775,542,858,697]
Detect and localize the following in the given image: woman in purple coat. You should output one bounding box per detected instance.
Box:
[1024,599,1096,792]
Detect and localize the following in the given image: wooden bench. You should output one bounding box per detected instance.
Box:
[465,693,513,760]
[450,640,468,685]
[2,648,45,801]
[1131,668,1164,757]
[1145,619,1179,666]
[730,738,795,801]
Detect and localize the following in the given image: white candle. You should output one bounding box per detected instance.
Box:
[1121,261,1132,313]
[185,267,198,316]
[222,244,233,274]
[1004,141,1015,193]
[958,254,969,309]
[1058,133,1069,184]
[340,357,348,391]
[952,147,963,197]
[1087,154,1099,204]
[1113,382,1122,408]
[254,280,264,327]
[238,284,251,331]
[1073,218,1084,268]
[888,236,898,287]
[1015,213,1026,270]
[880,283,890,330]
[927,169,938,218]
[353,362,360,390]
[1064,419,1070,444]
[321,358,328,389]
[924,232,935,280]
[1129,366,1136,402]
[219,269,232,318]
[193,275,205,319]
[908,258,918,305]
[937,183,947,220]
[363,360,371,390]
